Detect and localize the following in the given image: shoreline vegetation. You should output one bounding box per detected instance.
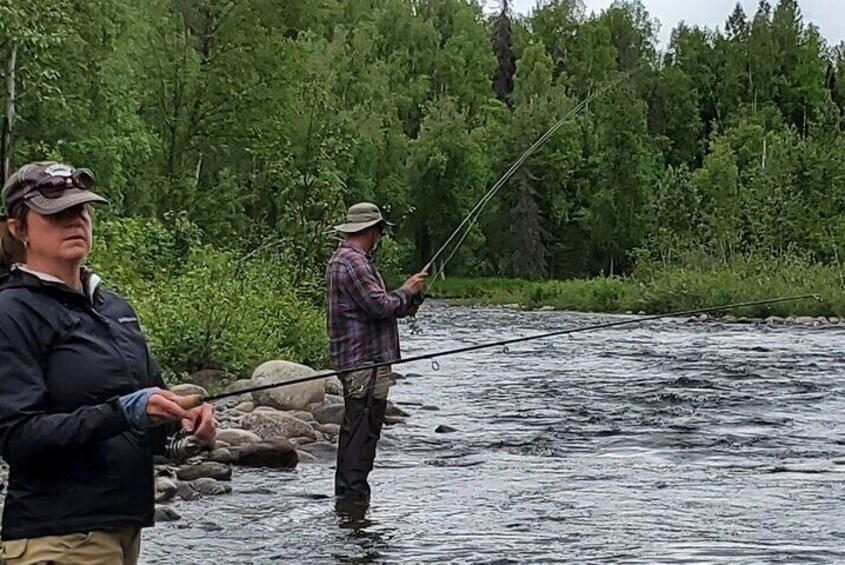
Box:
[88,217,845,388]
[426,261,845,320]
[6,0,842,382]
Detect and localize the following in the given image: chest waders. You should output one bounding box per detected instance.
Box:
[334,365,389,502]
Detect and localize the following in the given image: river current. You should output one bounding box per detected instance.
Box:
[144,302,845,564]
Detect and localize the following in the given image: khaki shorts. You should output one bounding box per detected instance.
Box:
[1,528,141,565]
[342,365,392,399]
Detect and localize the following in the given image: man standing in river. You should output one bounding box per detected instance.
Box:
[326,202,426,507]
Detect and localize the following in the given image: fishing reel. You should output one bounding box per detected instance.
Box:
[407,292,427,334]
[165,431,203,462]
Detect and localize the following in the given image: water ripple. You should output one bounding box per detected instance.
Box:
[144,302,845,564]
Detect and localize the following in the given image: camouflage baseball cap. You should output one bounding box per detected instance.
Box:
[2,161,109,218]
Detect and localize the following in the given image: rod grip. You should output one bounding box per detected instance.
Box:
[175,394,204,410]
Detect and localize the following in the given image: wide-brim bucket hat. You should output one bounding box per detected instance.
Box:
[333,202,393,234]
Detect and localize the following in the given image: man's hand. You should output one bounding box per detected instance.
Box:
[401,270,427,294]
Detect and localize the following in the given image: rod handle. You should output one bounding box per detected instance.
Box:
[175,394,204,410]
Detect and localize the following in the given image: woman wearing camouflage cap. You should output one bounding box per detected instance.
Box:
[0,162,216,564]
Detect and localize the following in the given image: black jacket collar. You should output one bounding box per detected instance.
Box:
[1,267,103,305]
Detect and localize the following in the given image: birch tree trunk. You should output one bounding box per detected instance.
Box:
[2,43,17,182]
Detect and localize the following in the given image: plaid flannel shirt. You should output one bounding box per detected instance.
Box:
[326,242,414,372]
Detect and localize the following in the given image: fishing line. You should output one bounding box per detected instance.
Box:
[424,70,637,281]
[175,294,819,408]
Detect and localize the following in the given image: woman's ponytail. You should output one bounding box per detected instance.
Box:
[0,210,27,270]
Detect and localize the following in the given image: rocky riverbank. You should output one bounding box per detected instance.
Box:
[151,360,407,522]
[684,314,843,327]
[493,304,845,328]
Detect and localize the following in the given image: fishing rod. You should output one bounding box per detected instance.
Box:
[174,294,820,409]
[423,69,637,280]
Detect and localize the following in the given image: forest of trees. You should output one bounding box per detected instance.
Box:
[3,0,844,279]
[2,0,844,374]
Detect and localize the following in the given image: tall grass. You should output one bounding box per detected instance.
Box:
[429,257,843,317]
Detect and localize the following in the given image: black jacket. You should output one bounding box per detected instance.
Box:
[0,269,168,540]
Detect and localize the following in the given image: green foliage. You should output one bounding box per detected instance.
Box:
[4,0,841,282]
[434,255,843,317]
[138,249,326,380]
[89,213,202,287]
[3,0,845,373]
[631,253,841,317]
[88,217,326,381]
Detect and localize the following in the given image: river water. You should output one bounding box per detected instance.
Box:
[143,302,845,564]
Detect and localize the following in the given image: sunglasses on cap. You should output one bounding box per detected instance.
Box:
[23,168,96,201]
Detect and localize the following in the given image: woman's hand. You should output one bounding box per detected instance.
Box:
[144,389,190,425]
[181,403,217,444]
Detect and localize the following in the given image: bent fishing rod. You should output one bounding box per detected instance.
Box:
[174,294,820,410]
[422,69,637,279]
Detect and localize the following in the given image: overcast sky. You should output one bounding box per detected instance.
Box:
[485,0,845,49]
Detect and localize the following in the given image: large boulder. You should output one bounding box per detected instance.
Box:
[251,361,325,411]
[324,375,344,396]
[176,481,201,501]
[324,394,344,405]
[241,411,316,441]
[176,462,232,482]
[215,429,262,447]
[234,402,255,413]
[312,403,345,426]
[215,379,255,408]
[188,369,228,392]
[188,478,232,496]
[291,410,316,423]
[175,478,232,499]
[224,379,254,395]
[317,423,340,437]
[207,448,239,464]
[297,441,336,462]
[155,507,181,522]
[238,438,299,469]
[155,477,178,503]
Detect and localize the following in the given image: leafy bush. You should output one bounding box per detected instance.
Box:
[90,212,202,289]
[88,217,327,383]
[632,257,840,317]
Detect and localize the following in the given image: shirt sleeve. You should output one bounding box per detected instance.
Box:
[0,311,130,468]
[396,301,420,319]
[342,256,412,320]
